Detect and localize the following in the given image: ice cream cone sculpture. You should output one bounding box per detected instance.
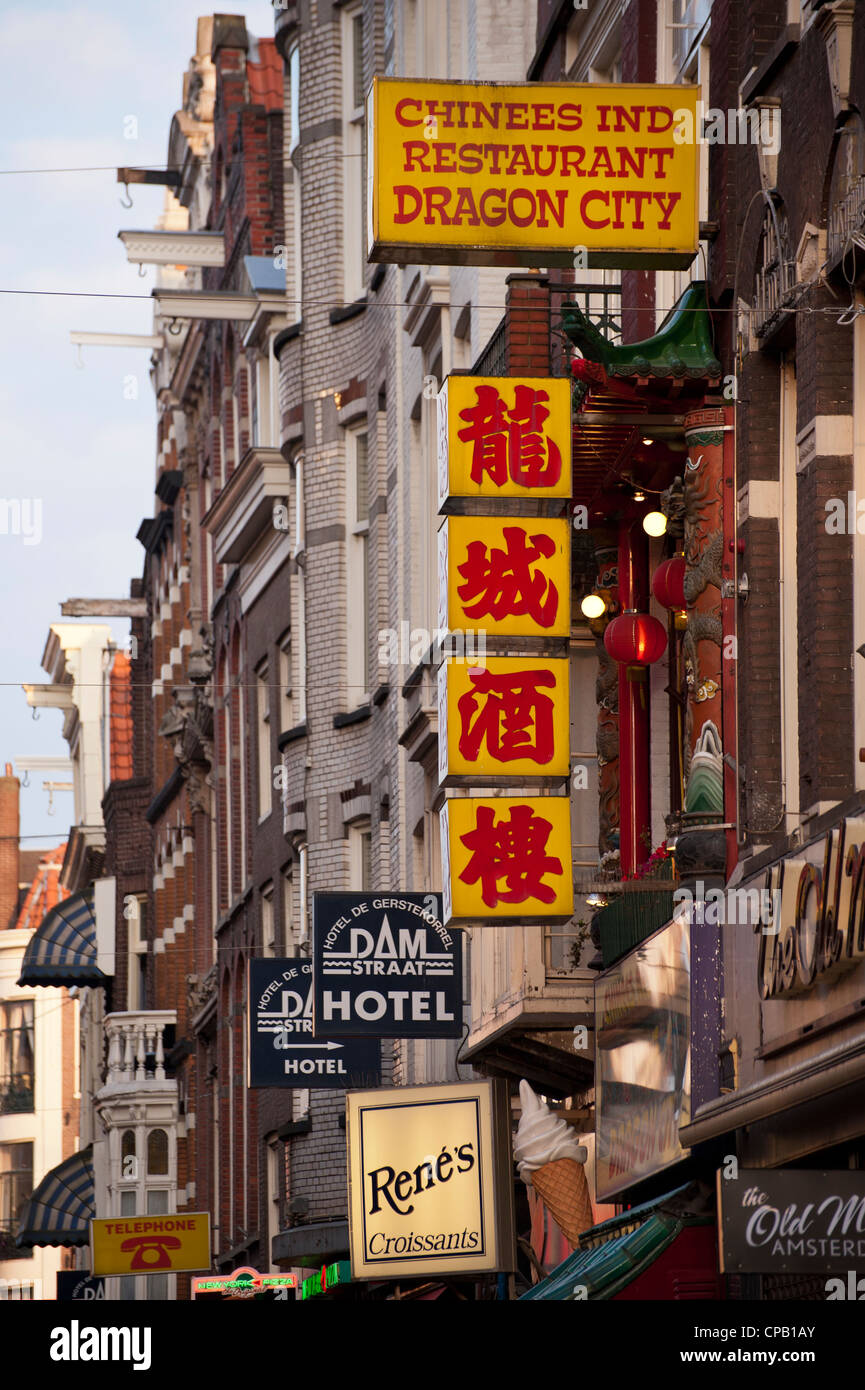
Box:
[514,1079,593,1248]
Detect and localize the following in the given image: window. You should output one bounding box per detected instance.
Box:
[265,1136,281,1272]
[342,5,366,300]
[420,345,442,636]
[147,1129,169,1176]
[126,898,148,1012]
[261,884,276,958]
[346,430,370,704]
[256,662,272,821]
[119,1190,137,1301]
[121,1130,137,1181]
[0,1142,33,1241]
[349,820,372,890]
[281,865,296,954]
[0,1002,34,1115]
[278,632,293,732]
[288,42,303,319]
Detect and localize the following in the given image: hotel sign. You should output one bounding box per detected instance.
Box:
[718,1168,865,1274]
[346,1080,515,1280]
[367,78,699,268]
[248,959,381,1089]
[312,893,462,1038]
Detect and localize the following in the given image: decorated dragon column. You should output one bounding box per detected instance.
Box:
[675,406,736,881]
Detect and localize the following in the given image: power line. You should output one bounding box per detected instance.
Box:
[0,284,844,317]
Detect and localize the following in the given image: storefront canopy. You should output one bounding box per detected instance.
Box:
[16,1146,95,1248]
[17,890,107,988]
[520,1183,713,1301]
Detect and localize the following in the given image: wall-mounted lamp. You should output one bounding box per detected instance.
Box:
[642,510,668,537]
[580,592,607,620]
[585,892,609,909]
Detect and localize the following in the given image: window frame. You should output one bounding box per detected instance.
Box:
[341,3,366,302]
[345,428,371,706]
[256,659,272,823]
[0,1001,35,1116]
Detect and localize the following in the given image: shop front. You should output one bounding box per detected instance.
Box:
[681,801,865,1299]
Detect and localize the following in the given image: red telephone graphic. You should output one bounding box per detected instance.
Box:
[120,1235,182,1270]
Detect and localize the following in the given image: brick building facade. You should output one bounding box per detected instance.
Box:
[17,0,865,1303]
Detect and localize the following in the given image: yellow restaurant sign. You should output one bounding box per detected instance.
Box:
[440,795,574,923]
[438,656,570,782]
[367,78,699,268]
[438,514,571,640]
[346,1080,515,1280]
[90,1212,211,1278]
[437,375,572,507]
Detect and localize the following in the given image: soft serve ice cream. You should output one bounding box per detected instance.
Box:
[514,1079,593,1246]
[514,1079,587,1184]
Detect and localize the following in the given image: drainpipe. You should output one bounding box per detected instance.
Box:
[617,518,650,876]
[292,453,309,951]
[298,842,308,947]
[292,454,307,726]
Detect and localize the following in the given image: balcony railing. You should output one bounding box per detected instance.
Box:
[592,882,678,969]
[828,173,865,265]
[102,1011,177,1089]
[471,314,506,377]
[0,1076,34,1116]
[0,1223,29,1261]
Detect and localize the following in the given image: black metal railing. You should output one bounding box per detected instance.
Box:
[558,281,623,343]
[0,1076,34,1115]
[595,885,677,968]
[471,314,507,377]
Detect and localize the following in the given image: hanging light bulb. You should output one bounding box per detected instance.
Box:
[632,488,646,502]
[643,510,668,537]
[580,592,606,619]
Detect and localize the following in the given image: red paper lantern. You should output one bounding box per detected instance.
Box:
[604,612,668,666]
[651,556,687,610]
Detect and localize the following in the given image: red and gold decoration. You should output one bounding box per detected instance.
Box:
[651,555,687,610]
[604,611,668,668]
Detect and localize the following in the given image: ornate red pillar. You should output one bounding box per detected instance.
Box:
[617,519,651,877]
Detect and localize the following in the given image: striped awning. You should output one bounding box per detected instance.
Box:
[17,890,107,987]
[16,1147,94,1248]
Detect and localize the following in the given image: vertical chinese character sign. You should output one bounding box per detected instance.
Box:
[437,376,573,925]
[438,376,572,508]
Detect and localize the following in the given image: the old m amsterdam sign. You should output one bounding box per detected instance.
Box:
[719,1168,865,1274]
[755,817,865,999]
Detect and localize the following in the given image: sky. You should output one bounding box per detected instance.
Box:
[0,0,278,848]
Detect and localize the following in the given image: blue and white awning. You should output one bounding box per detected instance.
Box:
[17,890,107,988]
[16,1147,95,1248]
